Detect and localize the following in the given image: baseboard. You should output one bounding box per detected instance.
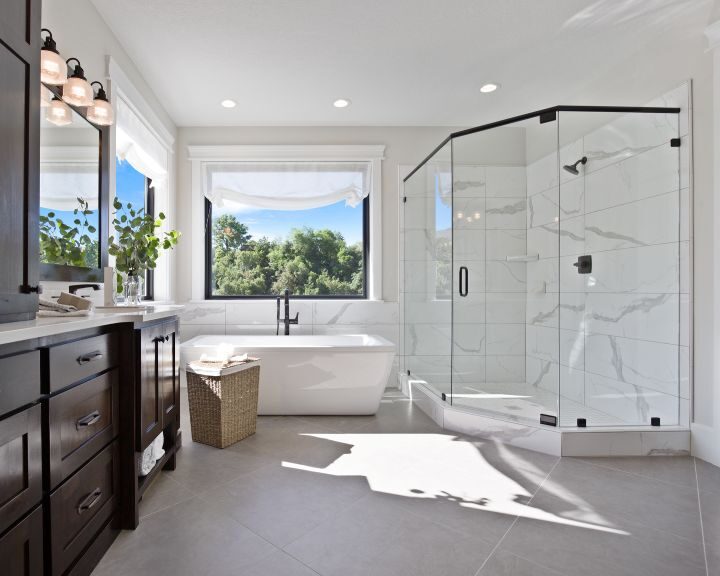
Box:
[691,422,720,466]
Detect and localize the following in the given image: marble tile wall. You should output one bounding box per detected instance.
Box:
[525,84,690,427]
[178,300,400,386]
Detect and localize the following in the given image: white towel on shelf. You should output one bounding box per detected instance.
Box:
[138,433,166,477]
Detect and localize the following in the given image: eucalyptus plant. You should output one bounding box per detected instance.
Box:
[108,197,180,292]
[39,197,99,267]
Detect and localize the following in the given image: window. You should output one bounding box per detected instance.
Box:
[115,158,155,299]
[205,162,370,298]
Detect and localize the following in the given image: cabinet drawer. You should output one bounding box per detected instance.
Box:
[48,369,120,488]
[0,506,44,576]
[0,349,40,417]
[48,333,118,392]
[50,441,119,576]
[0,404,42,535]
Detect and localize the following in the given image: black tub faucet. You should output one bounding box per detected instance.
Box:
[68,283,100,296]
[276,288,299,335]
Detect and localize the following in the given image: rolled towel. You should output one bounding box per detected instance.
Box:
[38,297,77,312]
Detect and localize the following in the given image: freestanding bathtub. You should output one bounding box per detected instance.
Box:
[180,334,395,415]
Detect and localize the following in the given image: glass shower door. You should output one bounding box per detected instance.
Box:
[450,115,560,425]
[403,141,453,400]
[557,110,681,427]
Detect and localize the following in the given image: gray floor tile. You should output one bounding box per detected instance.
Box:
[241,549,320,576]
[197,460,369,547]
[534,458,704,543]
[284,494,494,576]
[294,413,378,433]
[499,514,706,576]
[699,488,720,575]
[477,550,568,576]
[93,498,277,576]
[696,457,720,495]
[574,455,697,489]
[139,473,194,519]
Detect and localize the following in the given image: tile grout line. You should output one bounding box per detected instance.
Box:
[473,457,561,576]
[694,458,710,576]
[192,484,325,576]
[567,456,696,491]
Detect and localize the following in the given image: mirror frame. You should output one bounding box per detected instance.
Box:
[40,81,109,283]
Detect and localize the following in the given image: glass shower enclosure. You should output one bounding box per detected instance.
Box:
[402,106,682,429]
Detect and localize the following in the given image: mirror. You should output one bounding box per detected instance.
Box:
[39,95,102,278]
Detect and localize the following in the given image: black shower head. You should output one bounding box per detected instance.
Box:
[563,156,587,175]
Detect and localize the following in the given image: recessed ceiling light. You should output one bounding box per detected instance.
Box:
[480,83,500,93]
[333,98,351,108]
[221,99,237,108]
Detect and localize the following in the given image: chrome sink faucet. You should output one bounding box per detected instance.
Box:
[276,288,299,335]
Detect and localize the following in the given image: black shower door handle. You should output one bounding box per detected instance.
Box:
[459,266,468,297]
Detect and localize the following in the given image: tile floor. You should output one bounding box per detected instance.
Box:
[93,389,717,576]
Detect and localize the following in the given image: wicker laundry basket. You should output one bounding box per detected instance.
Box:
[185,359,260,448]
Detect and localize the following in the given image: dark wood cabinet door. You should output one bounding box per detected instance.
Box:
[0,0,40,322]
[0,506,43,576]
[161,322,179,424]
[136,324,163,451]
[48,369,120,488]
[0,404,42,536]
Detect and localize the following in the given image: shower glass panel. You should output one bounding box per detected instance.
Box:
[450,116,559,425]
[402,104,681,430]
[557,110,681,427]
[403,141,452,401]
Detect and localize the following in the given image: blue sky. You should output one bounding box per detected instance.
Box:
[116,159,146,209]
[214,201,364,245]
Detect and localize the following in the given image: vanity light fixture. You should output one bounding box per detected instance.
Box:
[333,98,351,108]
[480,83,500,93]
[86,82,114,126]
[221,99,237,108]
[46,95,73,126]
[62,58,94,107]
[40,29,67,85]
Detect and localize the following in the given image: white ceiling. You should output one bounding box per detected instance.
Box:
[91,0,712,127]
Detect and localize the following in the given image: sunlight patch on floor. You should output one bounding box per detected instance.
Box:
[282,433,629,535]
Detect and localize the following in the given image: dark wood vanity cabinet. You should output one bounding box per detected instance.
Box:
[136,319,180,452]
[0,0,41,322]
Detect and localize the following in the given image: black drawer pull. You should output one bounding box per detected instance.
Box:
[76,410,101,429]
[77,488,102,514]
[77,351,104,365]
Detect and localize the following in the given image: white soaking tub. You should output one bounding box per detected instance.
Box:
[180,334,395,415]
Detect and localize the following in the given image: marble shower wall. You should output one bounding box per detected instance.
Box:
[178,300,400,386]
[525,85,690,427]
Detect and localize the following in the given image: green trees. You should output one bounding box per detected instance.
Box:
[211,214,363,296]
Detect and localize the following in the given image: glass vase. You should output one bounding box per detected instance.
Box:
[123,274,144,306]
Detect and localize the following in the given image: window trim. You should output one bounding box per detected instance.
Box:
[188,145,385,301]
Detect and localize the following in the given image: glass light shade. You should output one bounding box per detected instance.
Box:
[45,98,72,126]
[40,85,52,108]
[86,98,114,126]
[40,49,67,85]
[62,76,94,107]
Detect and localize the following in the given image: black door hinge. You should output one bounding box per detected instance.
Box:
[539,110,557,124]
[20,284,43,294]
[403,196,407,203]
[670,138,681,147]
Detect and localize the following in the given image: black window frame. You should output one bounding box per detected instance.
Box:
[204,195,370,300]
[143,176,155,301]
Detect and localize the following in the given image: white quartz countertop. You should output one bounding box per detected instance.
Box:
[0,305,184,346]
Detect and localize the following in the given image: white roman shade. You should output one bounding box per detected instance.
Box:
[115,97,168,184]
[205,162,371,210]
